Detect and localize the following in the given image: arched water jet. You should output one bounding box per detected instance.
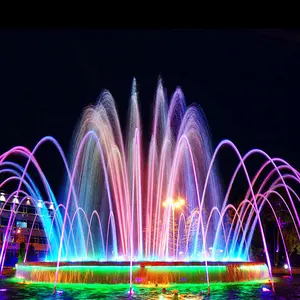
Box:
[0,78,294,293]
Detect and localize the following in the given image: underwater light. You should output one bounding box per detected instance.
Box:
[222,257,228,262]
[127,287,135,295]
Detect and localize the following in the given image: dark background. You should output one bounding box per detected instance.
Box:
[0,29,300,196]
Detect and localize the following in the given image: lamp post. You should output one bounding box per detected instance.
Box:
[162,197,185,258]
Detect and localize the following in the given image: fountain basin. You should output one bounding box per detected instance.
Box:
[15,261,269,284]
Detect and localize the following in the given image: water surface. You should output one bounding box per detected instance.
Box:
[0,276,299,299]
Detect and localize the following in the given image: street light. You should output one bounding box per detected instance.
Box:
[174,202,181,209]
[162,197,185,209]
[162,197,186,259]
[37,200,43,208]
[49,202,54,210]
[178,198,185,206]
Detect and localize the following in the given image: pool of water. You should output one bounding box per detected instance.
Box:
[0,276,299,299]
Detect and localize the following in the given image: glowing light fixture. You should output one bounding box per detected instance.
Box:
[174,202,180,208]
[127,287,135,295]
[178,197,185,206]
[284,263,288,270]
[26,198,31,205]
[49,202,54,210]
[222,257,229,262]
[13,195,19,204]
[166,198,173,204]
[162,197,186,209]
[0,193,5,202]
[37,200,43,208]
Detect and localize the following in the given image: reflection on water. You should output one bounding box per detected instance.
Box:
[0,276,299,299]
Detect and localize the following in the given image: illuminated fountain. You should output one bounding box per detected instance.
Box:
[0,78,299,294]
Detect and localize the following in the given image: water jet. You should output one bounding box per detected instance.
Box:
[0,78,297,293]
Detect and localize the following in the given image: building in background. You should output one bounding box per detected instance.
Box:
[0,192,53,266]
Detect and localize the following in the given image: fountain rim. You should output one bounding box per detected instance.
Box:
[18,261,266,268]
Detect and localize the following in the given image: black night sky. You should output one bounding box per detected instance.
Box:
[1,29,300,196]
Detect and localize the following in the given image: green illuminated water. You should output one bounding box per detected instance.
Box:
[0,276,299,299]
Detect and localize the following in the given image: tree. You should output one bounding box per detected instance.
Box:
[258,193,300,266]
[283,226,300,258]
[18,242,25,264]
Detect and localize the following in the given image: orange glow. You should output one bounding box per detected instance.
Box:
[174,202,180,208]
[162,197,186,209]
[166,198,173,204]
[178,198,185,206]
